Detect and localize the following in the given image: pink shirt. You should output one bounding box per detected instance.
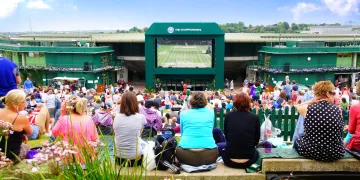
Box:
[52,115,98,146]
[348,103,360,150]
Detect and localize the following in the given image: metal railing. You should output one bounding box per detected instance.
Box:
[19,61,124,72]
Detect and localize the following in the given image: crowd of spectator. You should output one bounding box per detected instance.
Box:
[0,56,359,173]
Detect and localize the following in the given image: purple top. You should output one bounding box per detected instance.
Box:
[92,111,113,126]
[142,108,162,131]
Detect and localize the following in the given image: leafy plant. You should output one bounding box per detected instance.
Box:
[144,88,155,93]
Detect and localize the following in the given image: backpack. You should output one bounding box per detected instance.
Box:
[153,136,180,173]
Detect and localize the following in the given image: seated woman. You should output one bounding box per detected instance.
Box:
[141,100,162,136]
[214,92,260,169]
[176,92,218,166]
[275,91,286,109]
[295,81,344,162]
[113,92,146,167]
[92,104,113,135]
[0,90,32,162]
[347,81,360,153]
[52,96,98,146]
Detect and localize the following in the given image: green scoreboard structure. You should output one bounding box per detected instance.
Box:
[145,22,225,90]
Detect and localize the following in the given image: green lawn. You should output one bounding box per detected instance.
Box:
[27,135,49,149]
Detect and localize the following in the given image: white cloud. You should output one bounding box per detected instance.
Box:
[278,2,321,22]
[321,0,360,16]
[0,0,24,18]
[27,0,51,9]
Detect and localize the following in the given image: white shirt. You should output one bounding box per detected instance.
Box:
[113,94,120,102]
[273,90,280,100]
[82,87,87,94]
[335,87,341,97]
[41,92,48,103]
[56,93,62,99]
[352,100,359,105]
[64,94,71,101]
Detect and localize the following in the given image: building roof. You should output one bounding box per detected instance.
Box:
[145,22,224,36]
[11,33,360,43]
[0,44,114,53]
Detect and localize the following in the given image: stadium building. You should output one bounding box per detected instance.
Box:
[0,22,360,89]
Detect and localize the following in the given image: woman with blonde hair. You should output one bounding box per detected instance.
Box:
[295,81,344,162]
[52,96,98,145]
[0,90,32,161]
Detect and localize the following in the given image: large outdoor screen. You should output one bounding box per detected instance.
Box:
[156,39,212,68]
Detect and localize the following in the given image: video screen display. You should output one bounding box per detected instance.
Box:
[157,39,212,68]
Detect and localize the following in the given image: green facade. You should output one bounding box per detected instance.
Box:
[0,44,118,88]
[145,22,225,89]
[255,42,360,87]
[268,54,337,69]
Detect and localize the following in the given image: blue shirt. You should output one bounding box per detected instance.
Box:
[226,103,233,109]
[303,91,314,102]
[292,84,298,92]
[283,84,292,96]
[179,108,216,149]
[24,80,33,89]
[0,57,18,96]
[292,91,314,147]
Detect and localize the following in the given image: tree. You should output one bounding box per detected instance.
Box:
[283,22,290,30]
[291,23,299,31]
[142,27,148,33]
[129,26,142,33]
[249,24,253,30]
[116,29,120,33]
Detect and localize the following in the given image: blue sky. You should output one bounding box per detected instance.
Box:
[0,0,360,32]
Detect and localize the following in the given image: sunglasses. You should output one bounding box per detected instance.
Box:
[328,91,336,96]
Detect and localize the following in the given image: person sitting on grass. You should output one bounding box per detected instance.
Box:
[176,91,218,167]
[92,103,114,135]
[170,117,179,129]
[113,92,146,167]
[52,96,98,146]
[340,97,349,116]
[0,90,32,162]
[141,100,162,137]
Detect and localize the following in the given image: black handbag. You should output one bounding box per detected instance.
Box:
[153,136,180,174]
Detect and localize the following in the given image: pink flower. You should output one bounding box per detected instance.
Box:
[31,167,38,173]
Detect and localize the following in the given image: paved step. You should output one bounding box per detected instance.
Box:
[262,158,360,173]
[144,162,265,180]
